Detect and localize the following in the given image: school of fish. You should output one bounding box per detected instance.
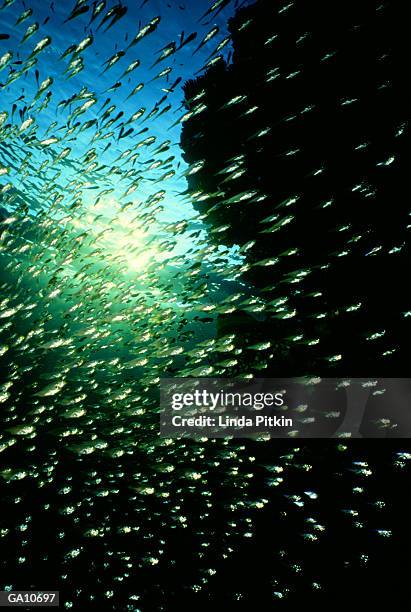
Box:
[0,0,409,608]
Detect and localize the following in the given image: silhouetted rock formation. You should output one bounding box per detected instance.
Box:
[181,0,409,377]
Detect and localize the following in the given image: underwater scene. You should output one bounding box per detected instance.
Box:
[0,0,410,608]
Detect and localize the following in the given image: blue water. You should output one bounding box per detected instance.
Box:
[0,0,246,231]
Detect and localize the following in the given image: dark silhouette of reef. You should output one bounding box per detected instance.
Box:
[181,0,409,379]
